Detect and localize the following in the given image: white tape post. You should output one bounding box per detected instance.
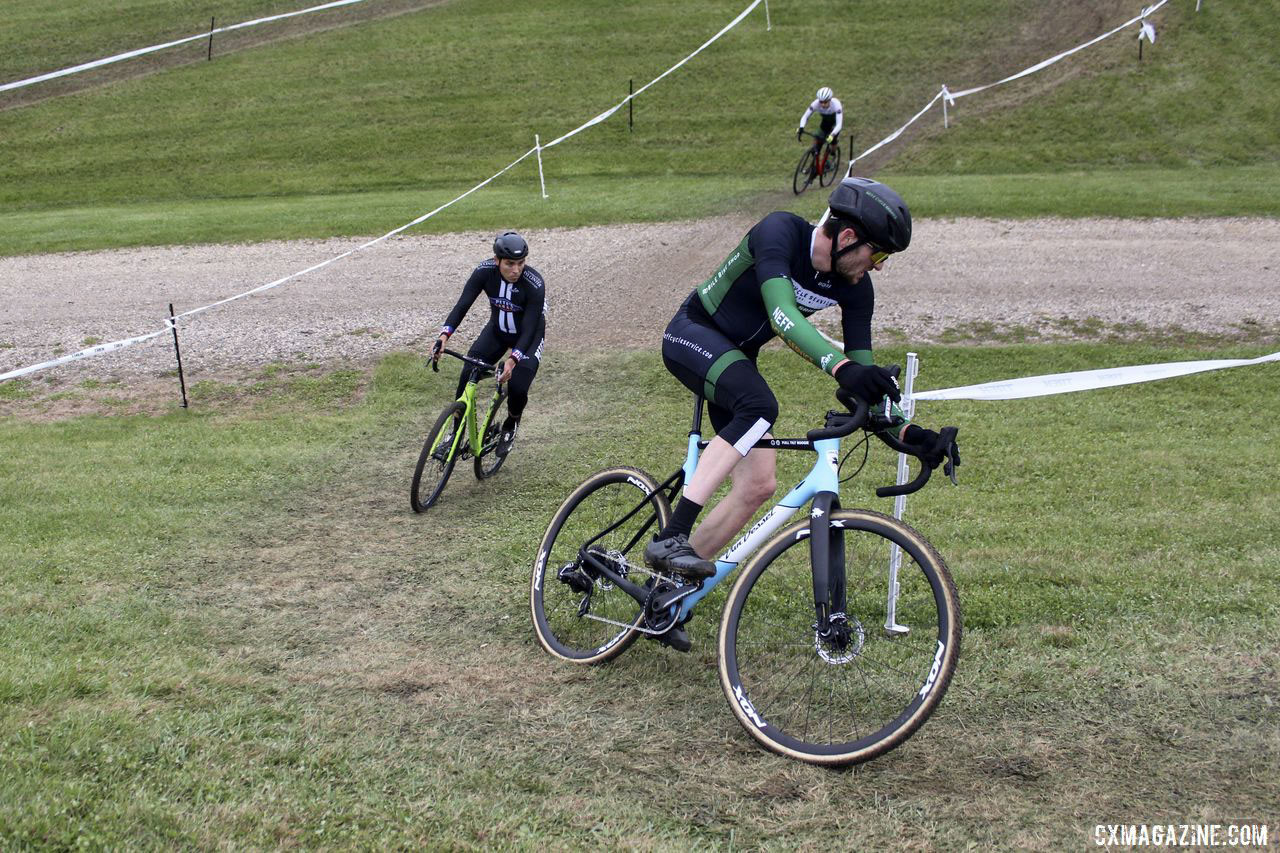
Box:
[535,134,548,199]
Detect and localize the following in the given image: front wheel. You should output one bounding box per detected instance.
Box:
[818,141,842,187]
[474,388,510,480]
[792,148,816,195]
[410,401,465,513]
[531,467,672,664]
[718,508,961,766]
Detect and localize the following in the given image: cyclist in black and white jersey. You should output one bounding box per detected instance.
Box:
[796,86,843,163]
[432,230,546,457]
[644,177,960,651]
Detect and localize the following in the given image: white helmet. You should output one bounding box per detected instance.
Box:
[816,86,833,101]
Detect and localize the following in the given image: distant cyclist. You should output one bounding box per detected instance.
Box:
[796,85,843,166]
[645,177,960,651]
[432,230,546,457]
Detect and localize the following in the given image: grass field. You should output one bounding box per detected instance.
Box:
[2,346,1277,847]
[2,0,1278,255]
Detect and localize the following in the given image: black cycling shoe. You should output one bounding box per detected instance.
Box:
[496,420,519,457]
[649,623,691,653]
[643,533,715,580]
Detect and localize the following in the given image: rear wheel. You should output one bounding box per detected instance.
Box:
[792,148,816,195]
[474,388,510,480]
[718,508,960,766]
[410,401,465,513]
[531,467,672,664]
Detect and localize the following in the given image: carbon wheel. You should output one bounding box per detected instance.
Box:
[718,509,960,766]
[531,467,672,664]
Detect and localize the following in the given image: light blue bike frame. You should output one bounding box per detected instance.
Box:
[673,428,843,623]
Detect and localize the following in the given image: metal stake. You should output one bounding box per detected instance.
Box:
[168,304,188,408]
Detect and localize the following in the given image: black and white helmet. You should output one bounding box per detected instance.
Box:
[827,177,912,253]
[492,230,529,260]
[816,86,834,101]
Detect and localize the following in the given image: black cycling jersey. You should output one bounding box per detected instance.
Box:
[693,211,874,371]
[441,260,546,362]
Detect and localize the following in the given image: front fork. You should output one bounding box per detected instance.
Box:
[808,490,847,633]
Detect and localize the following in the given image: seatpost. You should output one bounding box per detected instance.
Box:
[689,394,705,437]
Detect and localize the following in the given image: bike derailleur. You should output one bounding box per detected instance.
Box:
[558,546,631,616]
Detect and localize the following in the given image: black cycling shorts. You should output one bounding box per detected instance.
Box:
[661,293,778,455]
[457,323,544,419]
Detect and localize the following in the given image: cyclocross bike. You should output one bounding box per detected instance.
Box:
[409,349,510,513]
[529,388,961,767]
[793,130,843,195]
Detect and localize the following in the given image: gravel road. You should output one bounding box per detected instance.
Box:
[2,216,1278,390]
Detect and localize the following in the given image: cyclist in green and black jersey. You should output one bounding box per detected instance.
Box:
[645,177,960,649]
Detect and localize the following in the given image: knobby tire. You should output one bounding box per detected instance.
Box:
[530,467,672,664]
[410,401,466,513]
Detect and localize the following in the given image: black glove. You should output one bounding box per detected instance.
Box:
[430,338,444,360]
[796,127,804,142]
[834,361,901,404]
[903,424,961,472]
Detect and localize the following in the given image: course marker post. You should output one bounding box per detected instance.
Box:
[884,351,920,636]
[208,17,215,60]
[535,134,548,199]
[168,304,189,408]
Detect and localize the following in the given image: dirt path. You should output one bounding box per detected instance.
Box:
[2,216,1278,391]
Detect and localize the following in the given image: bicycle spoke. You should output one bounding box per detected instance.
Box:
[531,468,671,663]
[721,510,959,765]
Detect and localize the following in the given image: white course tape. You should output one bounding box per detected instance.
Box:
[842,0,1171,176]
[913,352,1280,402]
[946,0,1168,101]
[0,146,539,382]
[1,0,367,94]
[0,330,167,382]
[542,0,762,150]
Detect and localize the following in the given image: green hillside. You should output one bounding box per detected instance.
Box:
[0,0,1276,254]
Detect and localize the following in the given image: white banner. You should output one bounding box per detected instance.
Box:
[913,352,1280,402]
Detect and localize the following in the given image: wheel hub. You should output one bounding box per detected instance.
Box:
[814,611,865,664]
